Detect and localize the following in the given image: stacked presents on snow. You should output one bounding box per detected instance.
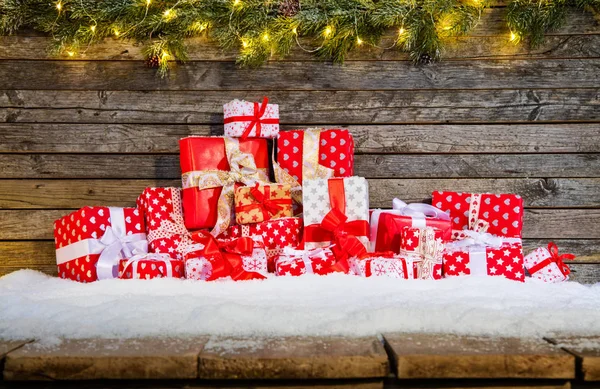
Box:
[54,98,575,284]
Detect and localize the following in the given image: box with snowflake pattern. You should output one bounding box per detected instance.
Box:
[443,243,525,282]
[54,206,147,283]
[136,187,189,260]
[349,253,415,279]
[275,247,345,276]
[217,217,302,273]
[276,129,354,185]
[302,176,370,251]
[432,191,524,239]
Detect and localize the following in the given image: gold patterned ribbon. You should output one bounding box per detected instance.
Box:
[452,193,490,240]
[181,137,269,237]
[273,128,335,204]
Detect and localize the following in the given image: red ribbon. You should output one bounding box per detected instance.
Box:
[190,231,266,281]
[528,242,575,277]
[236,183,292,221]
[304,207,369,263]
[223,97,279,140]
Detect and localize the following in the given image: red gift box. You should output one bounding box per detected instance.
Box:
[349,252,415,279]
[275,247,346,276]
[432,191,524,239]
[274,129,354,200]
[223,97,279,140]
[54,207,147,283]
[370,199,451,253]
[400,226,445,280]
[443,239,525,282]
[524,242,575,283]
[218,217,303,272]
[118,254,184,280]
[183,234,268,281]
[137,187,192,260]
[179,136,269,235]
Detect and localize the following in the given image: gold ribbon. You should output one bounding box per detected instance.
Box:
[273,128,335,204]
[181,137,269,237]
[402,227,444,280]
[452,193,491,240]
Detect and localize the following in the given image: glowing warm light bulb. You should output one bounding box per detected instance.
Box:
[262,33,269,42]
[323,26,333,37]
[164,9,172,17]
[67,51,75,57]
[510,31,518,42]
[241,39,249,48]
[233,0,241,6]
[292,27,297,34]
[161,51,170,60]
[146,0,151,5]
[90,25,96,32]
[114,29,120,37]
[56,2,62,11]
[356,37,363,45]
[398,27,405,35]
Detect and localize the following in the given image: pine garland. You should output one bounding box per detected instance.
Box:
[0,0,598,76]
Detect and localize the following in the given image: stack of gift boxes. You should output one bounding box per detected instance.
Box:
[53,97,575,283]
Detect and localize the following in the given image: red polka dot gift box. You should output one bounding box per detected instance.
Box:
[54,206,147,283]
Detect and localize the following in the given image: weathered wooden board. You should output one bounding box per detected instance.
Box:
[3,337,208,380]
[547,336,600,381]
[1,59,599,91]
[383,333,574,379]
[198,336,388,379]
[2,153,598,179]
[2,89,599,125]
[1,178,598,209]
[1,209,598,240]
[2,123,600,154]
[0,340,30,359]
[1,33,599,62]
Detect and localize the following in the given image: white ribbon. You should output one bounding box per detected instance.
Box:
[278,246,330,274]
[445,230,522,277]
[55,207,148,280]
[369,198,449,252]
[121,253,173,279]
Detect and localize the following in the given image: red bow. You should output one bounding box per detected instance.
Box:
[528,242,575,277]
[190,232,266,281]
[305,208,368,265]
[223,97,280,140]
[236,183,292,221]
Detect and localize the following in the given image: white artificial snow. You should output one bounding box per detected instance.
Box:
[1,269,600,342]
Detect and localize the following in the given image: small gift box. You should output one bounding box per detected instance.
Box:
[524,242,575,283]
[218,217,303,272]
[274,129,355,201]
[54,206,147,283]
[400,226,445,280]
[303,177,370,258]
[370,198,451,253]
[349,252,415,279]
[184,233,268,281]
[234,183,293,225]
[275,246,346,276]
[118,254,184,280]
[180,136,270,234]
[224,97,279,139]
[432,191,524,239]
[443,237,525,282]
[136,187,190,260]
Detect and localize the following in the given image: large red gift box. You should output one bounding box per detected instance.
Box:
[443,242,525,282]
[275,247,345,276]
[432,191,524,239]
[275,129,354,188]
[370,199,451,253]
[218,217,303,272]
[54,206,147,283]
[179,136,269,234]
[118,254,184,280]
[137,187,190,260]
[400,226,445,280]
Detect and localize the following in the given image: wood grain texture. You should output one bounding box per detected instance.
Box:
[198,336,389,379]
[1,178,598,209]
[548,336,600,381]
[3,337,208,380]
[1,33,599,61]
[0,340,31,359]
[3,153,598,179]
[1,59,599,91]
[383,333,575,379]
[3,123,600,154]
[2,89,599,125]
[1,209,598,240]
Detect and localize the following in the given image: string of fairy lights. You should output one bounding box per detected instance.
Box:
[0,0,597,75]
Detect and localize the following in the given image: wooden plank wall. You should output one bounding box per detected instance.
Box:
[0,6,599,281]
